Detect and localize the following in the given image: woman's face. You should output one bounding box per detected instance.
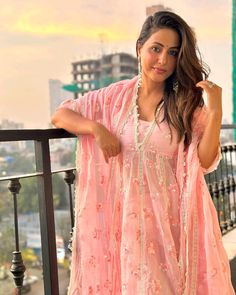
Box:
[138,28,180,86]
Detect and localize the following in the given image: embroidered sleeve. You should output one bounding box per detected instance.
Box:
[56,85,115,126]
[57,98,81,113]
[56,80,129,130]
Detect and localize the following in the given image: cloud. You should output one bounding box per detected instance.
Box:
[0,0,233,127]
[0,3,140,44]
[1,0,230,43]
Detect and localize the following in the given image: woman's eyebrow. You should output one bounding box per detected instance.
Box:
[152,42,180,49]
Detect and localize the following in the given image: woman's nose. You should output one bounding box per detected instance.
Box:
[158,52,167,65]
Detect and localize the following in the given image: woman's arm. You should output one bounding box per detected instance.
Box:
[51,108,121,163]
[196,80,222,170]
[51,108,97,136]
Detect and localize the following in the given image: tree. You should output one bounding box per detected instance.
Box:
[17,177,38,214]
[5,153,35,174]
[0,190,13,220]
[52,174,68,209]
[0,227,15,265]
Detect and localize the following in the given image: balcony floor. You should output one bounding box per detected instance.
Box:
[222,228,236,290]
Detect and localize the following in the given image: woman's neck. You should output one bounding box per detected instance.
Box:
[139,76,165,98]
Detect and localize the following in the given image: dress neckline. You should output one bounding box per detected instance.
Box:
[133,84,163,150]
[138,119,153,124]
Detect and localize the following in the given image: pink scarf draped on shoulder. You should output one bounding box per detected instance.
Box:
[60,76,234,295]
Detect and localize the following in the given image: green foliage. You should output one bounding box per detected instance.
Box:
[0,148,7,156]
[52,174,68,209]
[5,153,35,174]
[0,150,70,217]
[0,227,15,265]
[16,174,68,214]
[0,189,13,220]
[0,174,68,218]
[18,177,38,214]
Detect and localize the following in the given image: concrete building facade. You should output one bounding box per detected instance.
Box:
[71,52,138,93]
[49,79,73,116]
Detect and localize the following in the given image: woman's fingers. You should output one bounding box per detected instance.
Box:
[103,150,109,163]
[102,142,121,163]
[93,123,122,163]
[196,80,222,95]
[196,80,222,115]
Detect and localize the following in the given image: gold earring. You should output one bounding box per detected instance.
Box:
[138,57,142,88]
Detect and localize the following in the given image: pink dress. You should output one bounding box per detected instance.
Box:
[59,77,234,295]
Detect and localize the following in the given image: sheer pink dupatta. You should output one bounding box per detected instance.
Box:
[59,78,138,294]
[176,107,234,294]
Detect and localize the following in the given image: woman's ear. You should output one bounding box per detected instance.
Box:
[136,41,142,57]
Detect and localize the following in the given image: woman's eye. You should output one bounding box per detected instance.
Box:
[169,50,178,57]
[151,46,161,53]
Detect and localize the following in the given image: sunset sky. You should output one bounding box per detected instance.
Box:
[0,0,232,128]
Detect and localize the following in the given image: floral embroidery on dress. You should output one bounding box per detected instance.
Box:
[64,79,234,295]
[159,262,168,272]
[96,202,103,211]
[88,255,96,267]
[104,251,111,262]
[208,267,218,278]
[147,242,155,255]
[93,228,102,239]
[150,279,162,293]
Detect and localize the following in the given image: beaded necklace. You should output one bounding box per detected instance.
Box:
[134,89,164,151]
[118,84,164,151]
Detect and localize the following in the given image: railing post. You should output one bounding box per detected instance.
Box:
[64,170,76,252]
[8,179,26,294]
[34,139,59,295]
[64,170,76,229]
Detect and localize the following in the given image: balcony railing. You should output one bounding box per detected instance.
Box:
[0,126,236,294]
[0,129,76,295]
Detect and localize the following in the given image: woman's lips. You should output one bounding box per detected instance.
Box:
[152,67,167,74]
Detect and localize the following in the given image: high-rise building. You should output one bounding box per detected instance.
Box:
[0,119,26,151]
[49,79,74,116]
[146,4,172,17]
[71,52,138,93]
[0,119,24,130]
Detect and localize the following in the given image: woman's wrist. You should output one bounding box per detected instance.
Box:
[90,121,101,137]
[207,110,222,122]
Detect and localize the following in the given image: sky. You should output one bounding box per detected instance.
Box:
[0,0,232,128]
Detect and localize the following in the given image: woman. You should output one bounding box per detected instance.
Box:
[52,11,234,295]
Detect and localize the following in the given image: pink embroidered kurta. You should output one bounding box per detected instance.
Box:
[59,77,234,295]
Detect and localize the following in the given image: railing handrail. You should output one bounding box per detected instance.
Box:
[0,168,76,183]
[221,124,236,129]
[0,128,76,142]
[0,123,235,142]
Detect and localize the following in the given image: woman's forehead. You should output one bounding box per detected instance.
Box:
[146,28,180,48]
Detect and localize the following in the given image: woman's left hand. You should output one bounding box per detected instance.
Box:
[196,80,222,116]
[196,80,222,170]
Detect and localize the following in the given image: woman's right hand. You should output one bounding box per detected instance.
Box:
[92,122,121,163]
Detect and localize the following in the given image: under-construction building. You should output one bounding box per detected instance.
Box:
[71,52,138,93]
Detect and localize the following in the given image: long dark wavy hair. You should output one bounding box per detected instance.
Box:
[136,11,210,148]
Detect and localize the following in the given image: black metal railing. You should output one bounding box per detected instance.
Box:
[205,125,236,234]
[0,129,76,295]
[0,126,236,294]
